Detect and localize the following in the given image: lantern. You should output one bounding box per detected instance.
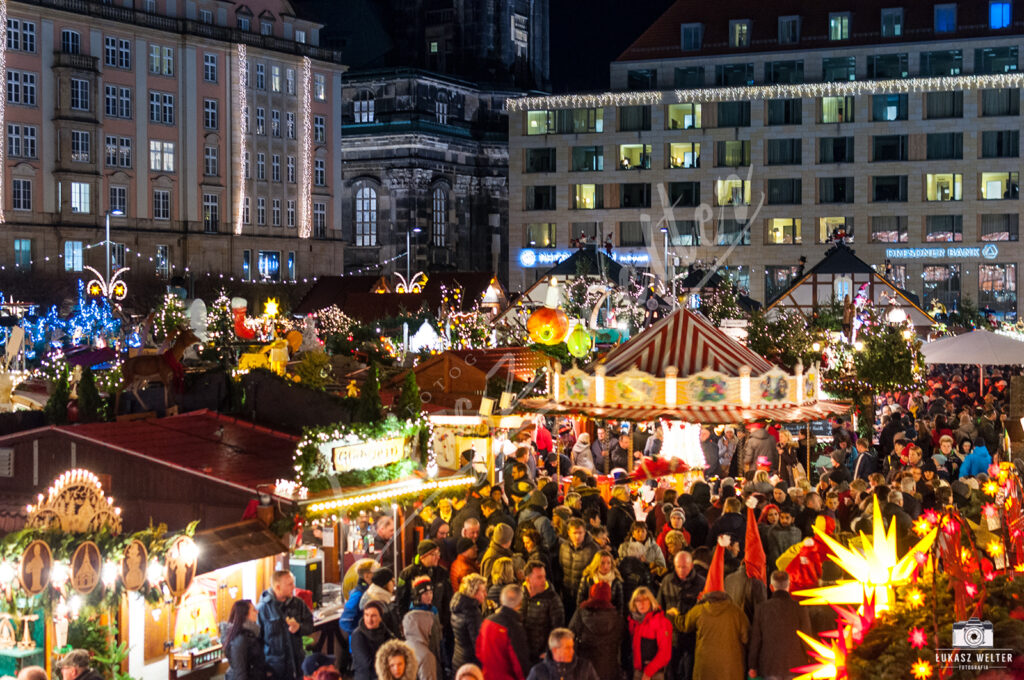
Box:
[566,324,593,358]
[527,307,569,345]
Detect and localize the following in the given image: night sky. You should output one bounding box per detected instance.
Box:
[549,0,676,93]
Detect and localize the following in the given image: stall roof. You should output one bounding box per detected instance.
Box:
[59,410,299,494]
[194,520,289,575]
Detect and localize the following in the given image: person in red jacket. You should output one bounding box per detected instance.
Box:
[627,586,672,680]
[476,584,530,680]
[655,508,690,561]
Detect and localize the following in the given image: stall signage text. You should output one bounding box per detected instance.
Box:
[885,245,999,260]
[326,437,406,472]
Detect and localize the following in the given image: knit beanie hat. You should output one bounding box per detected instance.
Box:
[417,539,440,558]
[589,581,612,602]
[456,537,476,554]
[411,575,433,600]
[491,523,515,546]
[371,567,393,588]
[525,489,548,510]
[670,507,686,522]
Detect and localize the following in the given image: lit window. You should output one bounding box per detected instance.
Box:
[355,186,377,245]
[314,74,326,101]
[766,218,801,244]
[354,91,374,123]
[14,239,31,270]
[715,179,750,206]
[618,144,652,170]
[981,172,1020,199]
[818,217,853,243]
[525,223,556,248]
[64,241,83,271]
[729,20,750,47]
[668,143,700,168]
[572,184,601,210]
[666,103,701,129]
[829,12,850,40]
[925,173,963,201]
[991,2,1012,29]
[821,96,855,123]
[935,4,957,33]
[71,181,90,213]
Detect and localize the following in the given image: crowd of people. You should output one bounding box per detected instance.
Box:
[209,368,1016,680]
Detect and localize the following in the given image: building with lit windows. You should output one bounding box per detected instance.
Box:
[1,0,345,284]
[508,0,1023,319]
[340,68,519,278]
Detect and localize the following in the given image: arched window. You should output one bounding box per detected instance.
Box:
[432,187,447,247]
[354,90,374,123]
[355,186,377,246]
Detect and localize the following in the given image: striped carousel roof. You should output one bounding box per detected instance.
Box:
[516,397,850,424]
[594,308,773,378]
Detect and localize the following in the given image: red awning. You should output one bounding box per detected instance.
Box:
[516,397,850,424]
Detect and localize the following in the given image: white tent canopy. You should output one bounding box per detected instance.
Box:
[922,329,1024,366]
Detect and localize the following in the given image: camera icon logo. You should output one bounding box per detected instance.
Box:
[952,618,995,648]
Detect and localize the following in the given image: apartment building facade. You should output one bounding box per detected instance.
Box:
[508,1,1023,319]
[2,0,345,285]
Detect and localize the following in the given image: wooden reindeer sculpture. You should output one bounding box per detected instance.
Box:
[116,326,200,411]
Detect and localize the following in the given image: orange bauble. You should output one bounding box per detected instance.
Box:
[527,307,570,345]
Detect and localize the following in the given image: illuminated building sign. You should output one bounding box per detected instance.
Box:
[518,248,651,268]
[324,437,406,472]
[885,245,999,260]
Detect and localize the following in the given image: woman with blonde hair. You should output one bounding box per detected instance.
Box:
[627,587,672,680]
[575,550,624,611]
[451,574,487,670]
[485,557,516,613]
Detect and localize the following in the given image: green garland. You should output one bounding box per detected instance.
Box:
[294,414,427,492]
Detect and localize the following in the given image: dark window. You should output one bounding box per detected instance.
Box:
[976,47,1018,74]
[525,185,556,210]
[867,53,908,79]
[619,221,648,246]
[925,215,963,242]
[872,94,908,121]
[981,89,1020,116]
[525,148,556,173]
[819,137,854,163]
[618,106,651,131]
[926,133,963,160]
[765,60,803,84]
[982,214,1019,241]
[819,177,854,203]
[717,219,750,246]
[765,138,802,165]
[873,135,908,161]
[982,130,1020,158]
[766,99,802,125]
[715,63,754,86]
[620,183,651,208]
[667,220,701,246]
[674,67,704,88]
[627,69,657,89]
[767,178,802,205]
[873,176,908,202]
[925,91,963,119]
[668,181,700,207]
[571,146,604,171]
[716,140,751,166]
[871,215,908,242]
[920,50,962,76]
[822,56,856,81]
[717,101,751,127]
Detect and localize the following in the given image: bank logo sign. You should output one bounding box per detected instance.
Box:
[885,245,1000,260]
[937,618,1012,672]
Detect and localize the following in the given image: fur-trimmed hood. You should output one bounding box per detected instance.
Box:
[373,639,417,680]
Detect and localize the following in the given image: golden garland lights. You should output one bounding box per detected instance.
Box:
[304,475,476,515]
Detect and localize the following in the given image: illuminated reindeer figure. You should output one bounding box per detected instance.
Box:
[116,326,200,411]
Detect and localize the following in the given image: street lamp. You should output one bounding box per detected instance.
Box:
[406,227,421,282]
[660,226,672,300]
[104,209,125,282]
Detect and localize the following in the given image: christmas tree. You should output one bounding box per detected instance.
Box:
[205,290,234,364]
[77,366,103,422]
[153,292,187,344]
[354,362,383,423]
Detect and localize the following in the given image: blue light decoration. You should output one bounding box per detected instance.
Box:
[20,281,122,361]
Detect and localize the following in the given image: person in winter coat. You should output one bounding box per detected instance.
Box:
[575,550,625,611]
[373,639,417,680]
[571,433,596,472]
[706,498,746,550]
[568,582,623,679]
[257,571,314,680]
[656,508,690,561]
[607,485,637,550]
[224,600,267,680]
[747,571,811,680]
[451,574,487,670]
[361,568,402,636]
[959,438,992,478]
[341,560,376,635]
[525,628,600,680]
[558,519,599,611]
[517,490,559,553]
[520,561,566,664]
[403,576,442,680]
[627,587,673,680]
[57,651,104,680]
[699,427,721,478]
[486,557,519,613]
[658,551,705,680]
[765,510,803,571]
[744,424,778,473]
[350,602,398,680]
[617,521,667,573]
[480,524,523,586]
[396,541,452,627]
[678,590,749,680]
[449,538,480,593]
[476,585,531,680]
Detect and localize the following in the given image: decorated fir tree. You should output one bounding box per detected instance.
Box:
[354,362,383,423]
[153,292,187,344]
[205,289,234,364]
[77,367,103,422]
[45,363,71,425]
[392,370,422,420]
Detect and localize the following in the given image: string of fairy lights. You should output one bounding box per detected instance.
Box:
[299,56,313,239]
[0,0,7,225]
[235,43,248,237]
[506,73,1024,111]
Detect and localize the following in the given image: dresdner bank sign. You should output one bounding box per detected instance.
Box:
[885,244,1000,260]
[518,248,651,268]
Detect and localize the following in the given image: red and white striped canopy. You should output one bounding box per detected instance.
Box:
[595,309,773,378]
[517,397,850,424]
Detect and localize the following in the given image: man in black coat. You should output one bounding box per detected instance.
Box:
[748,570,812,680]
[520,561,565,665]
[257,571,314,680]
